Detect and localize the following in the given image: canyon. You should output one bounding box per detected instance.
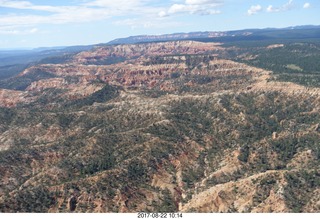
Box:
[0,40,319,213]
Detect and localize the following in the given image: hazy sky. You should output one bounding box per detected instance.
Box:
[0,0,319,49]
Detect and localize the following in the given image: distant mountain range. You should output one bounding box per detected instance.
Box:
[107,25,320,45]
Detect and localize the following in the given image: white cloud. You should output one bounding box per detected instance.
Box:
[113,17,185,30]
[0,0,73,13]
[267,0,294,13]
[303,2,310,9]
[0,0,145,13]
[0,0,162,30]
[185,0,222,5]
[247,5,262,15]
[266,6,273,12]
[0,26,39,35]
[0,0,220,33]
[158,11,168,17]
[168,4,193,14]
[162,0,222,16]
[0,0,32,9]
[83,0,144,12]
[0,0,114,26]
[29,28,38,33]
[0,9,111,28]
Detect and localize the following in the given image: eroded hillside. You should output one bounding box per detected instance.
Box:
[0,41,319,213]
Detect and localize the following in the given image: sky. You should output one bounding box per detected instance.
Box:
[0,0,319,49]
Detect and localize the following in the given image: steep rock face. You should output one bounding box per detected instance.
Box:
[73,41,223,64]
[0,55,264,107]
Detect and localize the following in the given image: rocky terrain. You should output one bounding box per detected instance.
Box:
[0,40,319,213]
